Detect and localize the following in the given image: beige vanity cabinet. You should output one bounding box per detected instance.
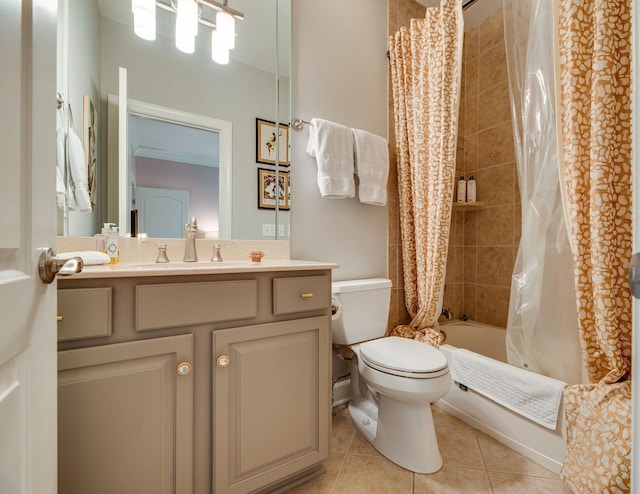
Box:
[57,266,334,494]
[213,316,330,494]
[57,334,194,494]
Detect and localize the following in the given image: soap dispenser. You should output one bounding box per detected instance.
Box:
[105,225,120,264]
[95,223,114,253]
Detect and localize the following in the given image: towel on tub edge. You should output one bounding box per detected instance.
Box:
[450,348,566,430]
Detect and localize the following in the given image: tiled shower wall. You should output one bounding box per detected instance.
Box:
[387,5,520,331]
[387,0,427,331]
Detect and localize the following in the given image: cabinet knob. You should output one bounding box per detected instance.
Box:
[176,361,193,376]
[57,315,63,322]
[216,355,231,368]
[300,292,314,299]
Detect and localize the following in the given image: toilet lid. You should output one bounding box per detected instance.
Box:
[359,336,448,376]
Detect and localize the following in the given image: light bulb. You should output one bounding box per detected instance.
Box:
[132,0,156,41]
[216,11,235,49]
[211,29,229,64]
[176,23,195,53]
[177,0,198,36]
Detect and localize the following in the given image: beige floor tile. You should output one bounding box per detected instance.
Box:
[476,432,558,478]
[489,472,572,494]
[436,426,485,469]
[331,414,355,453]
[347,430,381,457]
[414,465,492,494]
[287,452,346,494]
[333,454,414,494]
[431,405,472,429]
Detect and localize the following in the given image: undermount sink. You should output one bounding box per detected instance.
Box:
[130,261,250,270]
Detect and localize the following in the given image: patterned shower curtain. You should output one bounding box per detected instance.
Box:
[556,0,632,491]
[388,0,463,347]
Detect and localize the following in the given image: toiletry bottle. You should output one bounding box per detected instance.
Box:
[457,176,466,203]
[105,225,120,264]
[467,176,476,202]
[95,223,114,254]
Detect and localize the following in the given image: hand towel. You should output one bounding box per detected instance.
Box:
[58,251,110,265]
[56,126,67,210]
[450,348,566,430]
[352,128,389,206]
[306,118,355,198]
[67,127,92,212]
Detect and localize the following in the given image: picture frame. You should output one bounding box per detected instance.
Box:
[83,95,98,207]
[256,118,290,166]
[258,168,290,210]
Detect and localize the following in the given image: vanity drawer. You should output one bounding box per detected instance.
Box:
[58,287,113,341]
[273,275,330,315]
[136,280,258,331]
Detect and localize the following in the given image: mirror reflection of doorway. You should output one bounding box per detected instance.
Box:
[129,113,222,238]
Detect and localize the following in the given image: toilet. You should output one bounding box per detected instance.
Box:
[332,278,451,474]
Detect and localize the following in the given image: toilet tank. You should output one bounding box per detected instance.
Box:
[331,278,392,345]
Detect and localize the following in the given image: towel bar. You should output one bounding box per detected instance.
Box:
[291,119,310,131]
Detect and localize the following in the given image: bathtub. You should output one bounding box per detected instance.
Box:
[436,320,566,474]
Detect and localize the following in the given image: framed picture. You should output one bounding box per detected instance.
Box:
[256,118,290,166]
[258,168,290,210]
[83,95,98,207]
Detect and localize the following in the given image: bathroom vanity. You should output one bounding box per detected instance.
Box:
[56,260,336,494]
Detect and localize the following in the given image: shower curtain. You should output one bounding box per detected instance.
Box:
[388,0,463,347]
[556,0,632,491]
[502,0,583,385]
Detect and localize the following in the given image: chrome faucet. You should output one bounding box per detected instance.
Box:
[441,307,453,320]
[183,217,198,262]
[211,243,223,262]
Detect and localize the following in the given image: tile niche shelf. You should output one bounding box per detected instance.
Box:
[452,201,485,211]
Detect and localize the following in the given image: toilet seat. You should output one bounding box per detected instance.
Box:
[359,336,448,379]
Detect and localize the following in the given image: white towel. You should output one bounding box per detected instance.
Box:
[56,126,67,210]
[58,251,110,265]
[450,348,566,430]
[352,128,389,206]
[306,118,355,198]
[67,127,92,212]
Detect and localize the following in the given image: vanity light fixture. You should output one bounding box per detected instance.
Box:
[175,0,198,53]
[132,0,156,41]
[132,0,243,64]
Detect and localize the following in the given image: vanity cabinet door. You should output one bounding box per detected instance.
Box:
[213,316,331,494]
[58,334,194,494]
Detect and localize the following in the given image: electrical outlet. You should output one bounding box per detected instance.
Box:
[262,224,276,237]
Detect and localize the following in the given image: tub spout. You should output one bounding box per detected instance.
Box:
[441,307,453,320]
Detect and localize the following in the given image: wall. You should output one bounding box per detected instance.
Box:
[64,0,101,236]
[445,8,520,327]
[290,0,389,282]
[386,0,428,330]
[100,18,289,240]
[135,157,220,235]
[387,3,518,330]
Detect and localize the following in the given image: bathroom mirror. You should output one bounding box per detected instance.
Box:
[58,0,291,240]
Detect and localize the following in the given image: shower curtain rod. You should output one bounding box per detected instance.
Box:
[385,0,480,59]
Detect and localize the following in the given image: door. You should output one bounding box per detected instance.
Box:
[0,1,58,493]
[58,335,194,494]
[136,186,189,238]
[212,317,331,494]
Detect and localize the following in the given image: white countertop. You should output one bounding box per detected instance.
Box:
[61,259,339,280]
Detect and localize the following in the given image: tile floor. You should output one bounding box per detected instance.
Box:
[289,404,572,494]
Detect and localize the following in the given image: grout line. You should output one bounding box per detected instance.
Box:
[328,450,349,494]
